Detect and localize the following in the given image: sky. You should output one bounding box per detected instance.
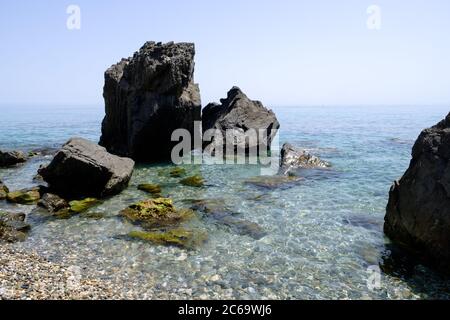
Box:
[0,0,450,107]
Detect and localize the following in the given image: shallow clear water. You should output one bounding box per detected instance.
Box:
[1,104,450,299]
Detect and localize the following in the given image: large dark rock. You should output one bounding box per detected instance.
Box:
[202,87,280,155]
[39,138,134,199]
[99,41,202,162]
[0,150,26,167]
[385,112,450,270]
[279,143,330,175]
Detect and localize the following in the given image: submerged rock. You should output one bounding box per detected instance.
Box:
[138,184,162,195]
[128,228,207,249]
[39,137,134,199]
[38,193,69,213]
[0,150,26,167]
[385,112,450,271]
[280,143,330,175]
[99,41,202,162]
[244,175,303,190]
[69,198,100,213]
[0,211,30,243]
[190,199,266,240]
[202,87,280,156]
[120,198,194,229]
[6,188,41,205]
[0,180,9,200]
[169,167,187,178]
[180,175,205,187]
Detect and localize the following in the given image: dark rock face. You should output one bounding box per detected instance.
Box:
[0,150,26,167]
[385,113,450,270]
[202,87,280,155]
[99,41,202,162]
[279,143,330,175]
[39,138,135,199]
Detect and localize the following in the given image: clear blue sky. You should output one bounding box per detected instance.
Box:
[1,0,450,106]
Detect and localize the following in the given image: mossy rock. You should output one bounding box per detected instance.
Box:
[69,198,100,213]
[6,189,40,205]
[52,209,74,220]
[138,183,162,195]
[0,181,9,200]
[120,198,194,228]
[128,228,207,249]
[180,175,205,188]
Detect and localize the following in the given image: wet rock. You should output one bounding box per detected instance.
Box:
[219,216,267,240]
[0,180,9,200]
[280,143,331,175]
[99,41,202,162]
[138,184,162,195]
[189,199,266,240]
[244,175,303,190]
[202,87,280,156]
[39,137,134,199]
[69,198,100,213]
[38,193,69,213]
[127,228,207,249]
[385,112,450,271]
[180,175,204,187]
[6,188,41,205]
[0,211,30,243]
[0,150,27,167]
[120,198,194,229]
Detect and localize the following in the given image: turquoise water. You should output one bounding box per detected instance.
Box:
[1,105,450,299]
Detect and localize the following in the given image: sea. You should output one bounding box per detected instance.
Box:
[0,104,449,299]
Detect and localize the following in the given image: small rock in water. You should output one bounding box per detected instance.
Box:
[244,175,302,190]
[0,211,30,243]
[180,175,205,188]
[38,193,69,213]
[120,198,194,229]
[6,188,41,205]
[138,184,162,195]
[0,150,27,167]
[0,180,9,200]
[69,198,100,213]
[127,228,207,250]
[279,143,331,175]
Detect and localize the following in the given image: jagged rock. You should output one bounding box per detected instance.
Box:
[99,41,202,162]
[0,180,9,200]
[0,211,30,243]
[279,143,331,175]
[385,112,450,271]
[0,150,26,167]
[39,137,134,199]
[120,198,194,229]
[37,193,69,213]
[202,87,280,156]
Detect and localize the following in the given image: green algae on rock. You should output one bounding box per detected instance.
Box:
[120,198,194,228]
[80,211,106,220]
[170,167,187,178]
[128,228,207,249]
[69,198,100,213]
[180,175,205,187]
[138,184,162,195]
[6,189,41,205]
[0,180,9,200]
